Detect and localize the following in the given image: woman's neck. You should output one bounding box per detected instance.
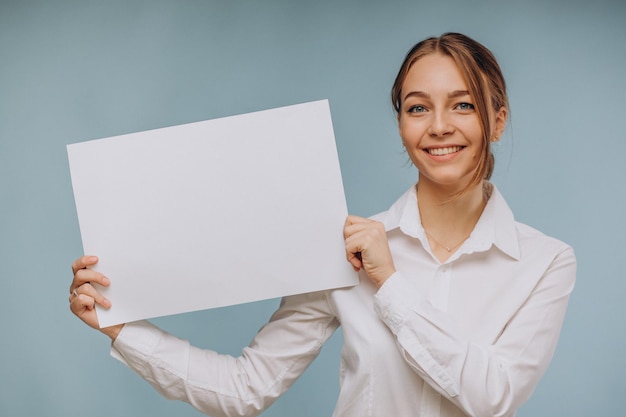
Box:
[417,179,488,262]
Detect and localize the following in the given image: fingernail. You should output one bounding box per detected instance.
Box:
[101,276,110,285]
[88,256,98,263]
[102,298,111,308]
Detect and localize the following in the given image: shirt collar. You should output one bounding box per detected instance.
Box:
[378,182,520,261]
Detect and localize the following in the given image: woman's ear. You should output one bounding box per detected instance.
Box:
[493,106,507,139]
[397,112,405,145]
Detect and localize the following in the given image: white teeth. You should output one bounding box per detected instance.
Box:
[428,146,462,156]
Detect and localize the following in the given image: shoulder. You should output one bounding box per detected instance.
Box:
[488,184,575,264]
[515,221,576,267]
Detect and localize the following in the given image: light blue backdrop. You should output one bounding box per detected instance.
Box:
[1,1,624,416]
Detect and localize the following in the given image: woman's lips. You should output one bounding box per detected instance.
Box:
[425,146,464,156]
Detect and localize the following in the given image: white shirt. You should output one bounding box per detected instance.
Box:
[111,183,576,417]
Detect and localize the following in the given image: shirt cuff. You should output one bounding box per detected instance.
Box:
[373,271,422,334]
[110,320,163,366]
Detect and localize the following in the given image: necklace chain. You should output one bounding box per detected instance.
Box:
[424,229,470,252]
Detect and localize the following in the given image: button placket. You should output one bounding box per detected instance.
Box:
[429,263,452,312]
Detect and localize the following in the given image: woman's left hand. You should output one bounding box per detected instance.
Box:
[344,215,396,287]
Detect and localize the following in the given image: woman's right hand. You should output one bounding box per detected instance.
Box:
[69,255,124,340]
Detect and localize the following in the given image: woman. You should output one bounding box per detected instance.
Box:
[69,32,576,417]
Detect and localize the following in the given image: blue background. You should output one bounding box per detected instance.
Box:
[1,1,624,416]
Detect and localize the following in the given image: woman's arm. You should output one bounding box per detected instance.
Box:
[111,290,339,417]
[69,255,339,416]
[374,246,576,417]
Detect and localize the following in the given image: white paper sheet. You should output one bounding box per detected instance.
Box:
[67,100,358,327]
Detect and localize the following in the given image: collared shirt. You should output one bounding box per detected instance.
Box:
[111,183,576,417]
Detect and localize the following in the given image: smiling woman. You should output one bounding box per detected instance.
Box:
[392,33,509,197]
[69,32,575,417]
[399,54,493,191]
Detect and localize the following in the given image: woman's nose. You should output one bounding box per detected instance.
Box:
[427,110,453,137]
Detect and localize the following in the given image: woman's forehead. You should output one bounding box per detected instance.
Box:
[402,54,469,96]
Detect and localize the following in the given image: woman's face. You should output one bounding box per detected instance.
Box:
[398,53,489,191]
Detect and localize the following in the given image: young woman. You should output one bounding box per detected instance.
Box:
[69,32,576,417]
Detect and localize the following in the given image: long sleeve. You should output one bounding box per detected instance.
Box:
[374,245,576,417]
[111,290,339,417]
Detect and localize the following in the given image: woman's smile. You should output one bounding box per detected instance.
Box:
[425,145,465,156]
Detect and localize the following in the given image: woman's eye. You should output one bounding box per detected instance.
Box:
[407,105,427,113]
[455,102,475,111]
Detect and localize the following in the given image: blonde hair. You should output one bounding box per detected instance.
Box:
[391,33,509,190]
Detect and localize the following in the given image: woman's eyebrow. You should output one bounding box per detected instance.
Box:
[448,90,470,98]
[403,90,430,101]
[403,90,470,101]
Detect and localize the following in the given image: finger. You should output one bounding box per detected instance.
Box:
[69,293,100,329]
[344,226,375,254]
[71,255,99,276]
[345,214,368,225]
[346,250,362,271]
[70,268,110,295]
[74,293,96,310]
[344,215,368,231]
[344,222,372,269]
[69,290,92,313]
[74,282,112,309]
[73,267,109,286]
[344,235,363,270]
[343,218,371,240]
